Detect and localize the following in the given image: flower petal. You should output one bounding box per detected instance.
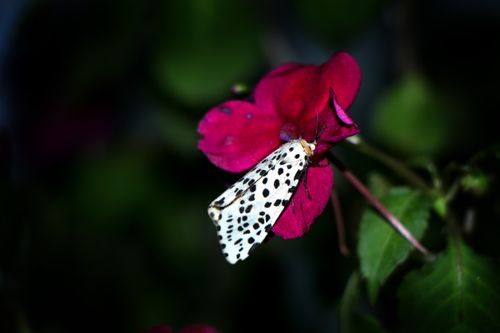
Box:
[316,88,360,156]
[198,100,282,172]
[330,87,355,126]
[272,162,333,239]
[300,104,359,158]
[253,52,361,124]
[320,51,361,111]
[254,62,320,121]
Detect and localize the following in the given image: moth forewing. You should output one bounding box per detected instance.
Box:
[208,139,316,264]
[208,144,285,212]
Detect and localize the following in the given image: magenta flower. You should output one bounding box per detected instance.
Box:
[198,52,361,239]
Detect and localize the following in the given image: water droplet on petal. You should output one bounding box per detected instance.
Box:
[245,113,253,119]
[220,106,232,114]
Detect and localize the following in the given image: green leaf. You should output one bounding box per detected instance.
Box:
[460,169,490,195]
[398,237,500,333]
[340,272,387,333]
[358,187,431,302]
[367,172,392,198]
[433,196,448,219]
[458,144,499,196]
[373,74,454,156]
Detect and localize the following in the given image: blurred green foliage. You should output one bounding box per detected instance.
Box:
[460,169,489,196]
[340,272,387,333]
[152,0,262,106]
[372,74,454,156]
[1,0,499,333]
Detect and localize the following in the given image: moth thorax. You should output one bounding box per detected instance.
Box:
[299,139,316,157]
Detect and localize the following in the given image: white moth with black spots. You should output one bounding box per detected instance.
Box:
[208,139,316,264]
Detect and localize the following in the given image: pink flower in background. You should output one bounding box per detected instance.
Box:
[198,52,361,238]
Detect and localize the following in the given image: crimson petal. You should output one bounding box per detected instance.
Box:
[253,52,361,124]
[320,51,361,111]
[301,104,359,158]
[198,100,282,172]
[272,162,333,239]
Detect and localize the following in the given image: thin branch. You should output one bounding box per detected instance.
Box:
[330,188,350,256]
[346,136,435,198]
[327,152,432,257]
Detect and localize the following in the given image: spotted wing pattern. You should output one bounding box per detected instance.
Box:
[208,139,312,264]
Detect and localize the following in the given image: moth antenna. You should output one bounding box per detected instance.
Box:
[315,110,320,141]
[313,110,328,143]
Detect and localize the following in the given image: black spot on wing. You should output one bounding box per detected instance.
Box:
[214,198,225,206]
[249,242,261,255]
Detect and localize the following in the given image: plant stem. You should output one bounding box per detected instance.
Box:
[330,188,350,256]
[327,152,432,257]
[346,136,435,198]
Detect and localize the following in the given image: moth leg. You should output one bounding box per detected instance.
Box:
[303,169,312,200]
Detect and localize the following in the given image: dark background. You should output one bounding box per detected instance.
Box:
[1,0,499,332]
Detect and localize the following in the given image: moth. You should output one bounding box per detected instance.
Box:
[208,139,316,264]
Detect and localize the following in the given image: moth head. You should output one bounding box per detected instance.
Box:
[299,139,316,158]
